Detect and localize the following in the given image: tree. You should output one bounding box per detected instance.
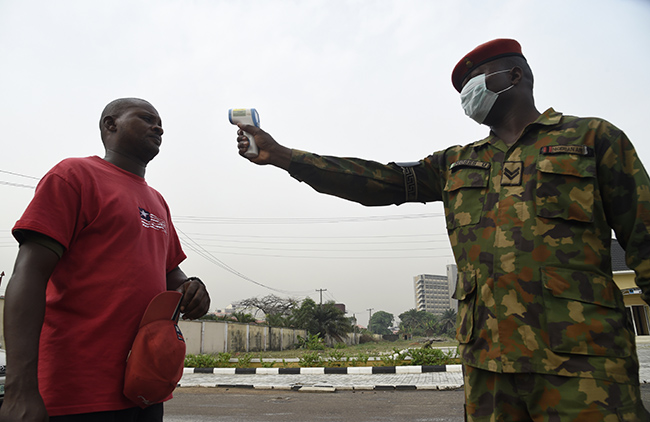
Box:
[289,298,353,342]
[398,309,437,337]
[369,311,394,335]
[234,295,297,320]
[265,313,289,327]
[424,314,440,336]
[231,311,256,323]
[438,309,457,335]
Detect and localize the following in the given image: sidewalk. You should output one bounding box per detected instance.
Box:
[179,341,650,392]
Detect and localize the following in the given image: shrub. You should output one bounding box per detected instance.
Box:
[299,351,324,367]
[235,353,253,368]
[184,352,233,368]
[379,348,407,366]
[407,347,457,366]
[347,352,370,367]
[259,357,276,368]
[326,349,347,366]
[296,333,326,350]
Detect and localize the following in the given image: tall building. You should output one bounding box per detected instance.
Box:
[446,264,458,312]
[414,265,457,315]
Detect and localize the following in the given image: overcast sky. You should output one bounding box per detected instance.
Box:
[1,0,649,327]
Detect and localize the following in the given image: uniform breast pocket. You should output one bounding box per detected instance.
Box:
[536,152,596,222]
[444,167,489,230]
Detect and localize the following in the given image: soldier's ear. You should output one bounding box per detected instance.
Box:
[510,66,523,86]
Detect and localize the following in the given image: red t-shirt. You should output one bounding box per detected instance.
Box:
[13,156,186,416]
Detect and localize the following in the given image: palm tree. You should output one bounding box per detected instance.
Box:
[424,314,440,337]
[313,304,353,342]
[289,298,353,342]
[231,311,256,323]
[439,309,457,335]
[265,313,288,327]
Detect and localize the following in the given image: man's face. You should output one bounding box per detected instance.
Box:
[113,101,164,163]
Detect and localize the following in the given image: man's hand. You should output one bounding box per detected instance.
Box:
[175,278,210,320]
[236,124,292,170]
[0,389,49,422]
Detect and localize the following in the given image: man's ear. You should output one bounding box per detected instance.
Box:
[102,115,117,133]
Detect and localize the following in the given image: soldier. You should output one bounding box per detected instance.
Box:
[236,39,650,420]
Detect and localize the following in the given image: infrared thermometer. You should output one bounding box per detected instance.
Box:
[229,108,260,158]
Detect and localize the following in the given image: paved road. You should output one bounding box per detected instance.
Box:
[165,385,650,422]
[170,342,650,421]
[165,387,467,422]
[179,342,650,392]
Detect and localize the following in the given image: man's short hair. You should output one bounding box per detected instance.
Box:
[99,98,152,129]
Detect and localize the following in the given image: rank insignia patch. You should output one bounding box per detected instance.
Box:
[501,161,523,186]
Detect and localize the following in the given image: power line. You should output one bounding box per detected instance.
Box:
[0,169,40,180]
[0,180,36,189]
[196,250,452,259]
[0,169,40,189]
[200,244,451,253]
[181,232,445,239]
[173,213,444,225]
[182,237,449,246]
[176,227,313,295]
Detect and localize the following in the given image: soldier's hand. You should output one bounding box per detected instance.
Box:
[236,124,291,170]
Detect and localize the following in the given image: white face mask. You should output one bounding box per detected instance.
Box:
[460,69,513,124]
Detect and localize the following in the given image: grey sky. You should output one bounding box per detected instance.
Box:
[1,0,649,327]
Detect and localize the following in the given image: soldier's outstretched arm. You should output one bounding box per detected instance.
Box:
[236,124,292,170]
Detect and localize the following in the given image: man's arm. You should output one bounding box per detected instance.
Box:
[0,242,60,422]
[166,267,210,320]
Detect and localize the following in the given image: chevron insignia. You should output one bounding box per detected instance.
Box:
[501,161,523,186]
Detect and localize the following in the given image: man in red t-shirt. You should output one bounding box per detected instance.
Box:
[0,98,210,422]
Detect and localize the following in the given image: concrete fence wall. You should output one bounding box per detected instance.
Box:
[178,320,309,355]
[0,298,359,354]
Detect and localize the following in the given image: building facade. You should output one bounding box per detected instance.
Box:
[414,265,457,315]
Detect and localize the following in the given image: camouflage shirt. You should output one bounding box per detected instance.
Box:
[288,108,650,383]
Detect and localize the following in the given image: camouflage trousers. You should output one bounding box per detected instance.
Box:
[463,365,650,421]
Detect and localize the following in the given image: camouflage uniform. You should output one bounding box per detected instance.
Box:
[287,108,650,419]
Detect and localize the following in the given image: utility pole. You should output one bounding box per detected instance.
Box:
[367,308,374,331]
[315,288,327,306]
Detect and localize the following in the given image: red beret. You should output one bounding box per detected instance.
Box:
[451,39,524,92]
